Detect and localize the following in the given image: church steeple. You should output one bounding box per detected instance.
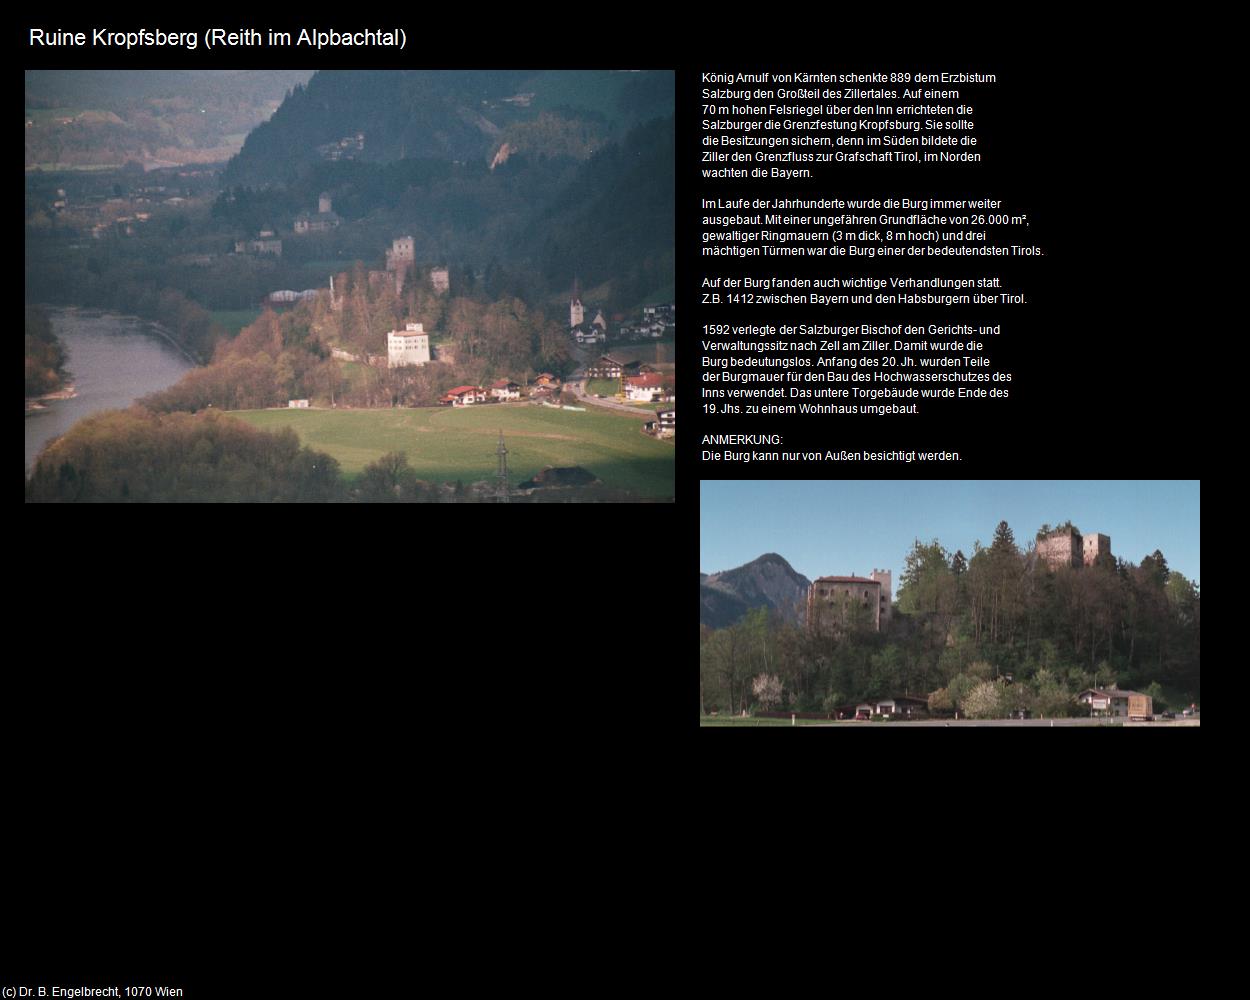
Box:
[570,275,584,329]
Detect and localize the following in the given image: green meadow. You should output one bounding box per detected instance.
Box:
[226,403,674,498]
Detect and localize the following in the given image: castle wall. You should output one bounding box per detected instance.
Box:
[1038,530,1082,570]
[1038,527,1111,570]
[807,578,883,634]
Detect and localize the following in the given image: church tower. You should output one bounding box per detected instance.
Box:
[570,276,584,329]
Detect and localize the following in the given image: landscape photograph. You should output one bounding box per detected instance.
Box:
[25,69,675,501]
[700,480,1201,726]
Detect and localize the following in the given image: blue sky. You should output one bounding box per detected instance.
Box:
[700,480,1200,585]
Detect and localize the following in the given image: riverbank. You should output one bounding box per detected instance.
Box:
[26,384,78,412]
[25,309,198,473]
[46,305,203,367]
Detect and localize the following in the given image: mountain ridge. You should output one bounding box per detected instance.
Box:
[700,553,811,630]
[222,70,674,188]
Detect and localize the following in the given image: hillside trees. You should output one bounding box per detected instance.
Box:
[25,305,67,396]
[701,617,751,716]
[26,408,342,501]
[357,452,429,501]
[700,518,1200,715]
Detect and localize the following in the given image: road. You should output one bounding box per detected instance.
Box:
[806,718,1200,728]
[565,378,659,418]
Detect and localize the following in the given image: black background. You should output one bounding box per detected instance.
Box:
[18,17,1207,987]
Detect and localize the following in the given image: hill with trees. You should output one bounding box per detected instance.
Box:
[25,407,342,501]
[25,305,67,397]
[24,70,675,499]
[221,70,673,187]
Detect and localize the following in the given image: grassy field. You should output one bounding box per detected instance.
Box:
[226,403,674,497]
[605,342,674,365]
[211,309,262,335]
[585,378,620,397]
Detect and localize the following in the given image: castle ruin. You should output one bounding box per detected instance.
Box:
[1036,525,1111,570]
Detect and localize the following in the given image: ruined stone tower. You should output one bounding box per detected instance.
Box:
[1037,526,1083,570]
[1037,525,1112,570]
[1083,533,1111,567]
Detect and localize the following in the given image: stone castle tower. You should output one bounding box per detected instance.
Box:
[807,568,892,634]
[387,236,415,270]
[1083,533,1111,566]
[1037,525,1112,570]
[871,568,892,627]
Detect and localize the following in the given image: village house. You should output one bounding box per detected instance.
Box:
[618,303,675,339]
[490,380,521,401]
[656,409,675,437]
[871,696,929,719]
[1076,688,1153,718]
[533,372,560,388]
[287,399,310,409]
[441,385,487,407]
[643,303,675,335]
[585,355,625,380]
[317,133,365,161]
[573,307,609,344]
[574,322,606,345]
[840,696,929,720]
[387,323,431,368]
[235,233,283,257]
[623,373,671,402]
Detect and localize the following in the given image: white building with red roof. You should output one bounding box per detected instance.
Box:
[623,372,671,402]
[440,385,486,406]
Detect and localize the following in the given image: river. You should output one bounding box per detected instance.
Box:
[25,308,197,474]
